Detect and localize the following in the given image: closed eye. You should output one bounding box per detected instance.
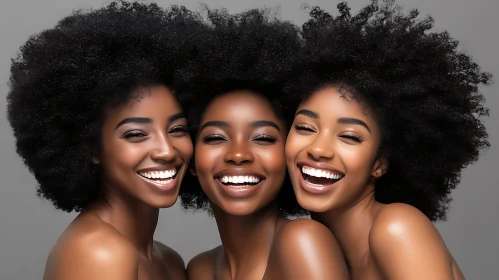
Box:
[169,125,189,135]
[253,134,277,144]
[122,130,147,139]
[294,124,315,133]
[340,134,363,143]
[202,134,227,144]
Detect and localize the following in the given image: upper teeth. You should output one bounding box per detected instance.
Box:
[139,169,177,179]
[219,176,261,184]
[302,166,343,179]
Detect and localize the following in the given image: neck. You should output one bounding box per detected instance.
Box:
[313,183,381,267]
[212,202,286,278]
[89,182,159,260]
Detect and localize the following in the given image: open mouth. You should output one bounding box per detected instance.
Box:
[216,175,264,188]
[138,168,178,184]
[300,165,344,186]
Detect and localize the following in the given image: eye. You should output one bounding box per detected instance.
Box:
[253,134,277,144]
[202,134,227,144]
[340,134,363,143]
[169,125,189,136]
[122,130,147,139]
[294,124,316,133]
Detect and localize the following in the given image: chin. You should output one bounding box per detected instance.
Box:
[295,192,335,213]
[147,195,179,209]
[217,202,261,216]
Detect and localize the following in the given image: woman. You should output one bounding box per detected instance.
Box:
[284,1,492,279]
[178,8,349,280]
[7,1,207,279]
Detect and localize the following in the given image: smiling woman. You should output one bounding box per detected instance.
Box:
[176,7,349,280]
[6,1,207,279]
[283,1,492,279]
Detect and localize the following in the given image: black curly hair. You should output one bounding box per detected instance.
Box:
[6,1,208,213]
[283,0,493,222]
[177,7,307,217]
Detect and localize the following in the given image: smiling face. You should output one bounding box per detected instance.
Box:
[194,90,287,216]
[98,85,193,208]
[285,86,386,213]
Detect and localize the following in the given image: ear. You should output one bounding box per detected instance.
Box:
[372,156,388,178]
[92,156,100,165]
[189,167,198,177]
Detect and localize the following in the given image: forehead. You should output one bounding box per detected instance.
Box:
[106,85,181,122]
[202,90,280,123]
[299,86,372,121]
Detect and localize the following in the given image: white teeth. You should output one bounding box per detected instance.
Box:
[219,175,262,185]
[301,166,343,180]
[139,169,177,180]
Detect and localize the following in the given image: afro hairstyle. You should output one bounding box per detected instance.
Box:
[283,0,493,221]
[176,6,307,217]
[6,1,208,212]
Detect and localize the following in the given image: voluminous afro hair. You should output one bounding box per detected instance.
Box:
[177,7,307,217]
[7,1,207,213]
[284,0,493,221]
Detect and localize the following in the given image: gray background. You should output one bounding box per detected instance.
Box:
[1,0,497,279]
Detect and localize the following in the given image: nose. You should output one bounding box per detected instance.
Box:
[150,134,177,162]
[223,141,254,165]
[306,133,335,161]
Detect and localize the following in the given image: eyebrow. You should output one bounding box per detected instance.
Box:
[115,117,151,129]
[200,121,228,131]
[338,117,371,132]
[199,120,280,131]
[296,109,370,132]
[296,109,319,119]
[115,112,186,129]
[251,120,280,131]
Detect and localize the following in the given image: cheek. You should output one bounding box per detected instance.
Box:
[194,144,220,176]
[338,144,376,174]
[285,132,307,162]
[172,136,193,161]
[100,142,144,182]
[259,145,286,174]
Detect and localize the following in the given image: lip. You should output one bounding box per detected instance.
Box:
[296,161,345,176]
[295,161,344,195]
[213,168,265,198]
[213,168,266,179]
[136,164,181,173]
[136,164,183,192]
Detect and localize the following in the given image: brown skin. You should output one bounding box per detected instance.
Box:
[187,90,348,280]
[42,85,192,280]
[285,86,466,280]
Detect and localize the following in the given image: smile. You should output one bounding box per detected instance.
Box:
[137,168,179,191]
[213,170,266,198]
[217,175,262,188]
[298,164,344,194]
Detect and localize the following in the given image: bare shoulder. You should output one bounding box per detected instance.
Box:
[369,203,443,246]
[369,203,455,280]
[153,241,186,279]
[186,246,221,280]
[44,215,138,280]
[265,218,349,280]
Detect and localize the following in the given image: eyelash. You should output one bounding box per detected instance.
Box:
[295,125,363,143]
[170,125,189,133]
[253,134,277,143]
[201,134,277,143]
[122,130,146,139]
[340,134,363,143]
[294,124,315,132]
[122,125,188,139]
[202,134,226,143]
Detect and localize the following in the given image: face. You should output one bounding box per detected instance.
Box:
[98,85,193,208]
[194,90,287,216]
[285,86,386,213]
